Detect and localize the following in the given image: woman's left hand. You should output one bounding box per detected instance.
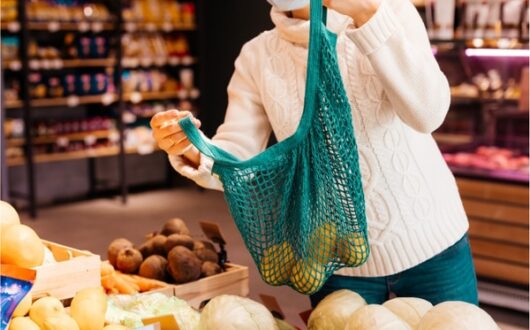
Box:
[323,0,381,27]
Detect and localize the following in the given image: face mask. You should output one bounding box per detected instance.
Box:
[267,0,309,11]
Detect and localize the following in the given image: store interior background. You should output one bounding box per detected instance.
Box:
[1,0,529,329]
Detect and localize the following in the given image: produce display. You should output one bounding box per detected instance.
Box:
[443,146,529,173]
[306,289,499,330]
[102,218,224,294]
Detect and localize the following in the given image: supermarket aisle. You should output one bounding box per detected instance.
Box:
[21,188,528,329]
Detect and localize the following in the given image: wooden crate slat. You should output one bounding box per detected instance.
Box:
[470,237,529,265]
[457,178,529,206]
[170,263,249,309]
[463,199,529,226]
[474,257,529,285]
[469,219,529,245]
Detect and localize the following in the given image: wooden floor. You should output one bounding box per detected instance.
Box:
[21,188,529,329]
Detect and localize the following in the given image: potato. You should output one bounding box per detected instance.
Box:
[139,255,168,281]
[193,240,215,252]
[195,248,219,264]
[116,248,143,274]
[167,246,201,283]
[201,261,222,277]
[161,218,190,236]
[107,239,133,267]
[165,234,194,253]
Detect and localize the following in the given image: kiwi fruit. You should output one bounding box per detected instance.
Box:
[201,261,222,277]
[165,234,194,253]
[138,255,168,281]
[160,218,190,236]
[116,248,143,274]
[167,246,201,283]
[107,238,133,267]
[195,248,219,264]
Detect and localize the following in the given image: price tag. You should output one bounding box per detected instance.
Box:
[48,21,60,32]
[137,144,155,155]
[190,88,200,99]
[145,23,156,31]
[199,222,226,245]
[168,57,180,66]
[177,90,188,100]
[66,95,80,107]
[9,60,22,71]
[101,93,115,105]
[40,60,51,70]
[51,59,63,69]
[91,22,103,32]
[7,21,20,32]
[140,57,153,67]
[78,21,90,32]
[124,22,136,32]
[154,57,167,67]
[29,60,40,70]
[182,56,194,66]
[56,137,69,147]
[130,92,142,104]
[162,22,173,32]
[84,135,97,146]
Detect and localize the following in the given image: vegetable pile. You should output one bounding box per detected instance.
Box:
[102,218,223,294]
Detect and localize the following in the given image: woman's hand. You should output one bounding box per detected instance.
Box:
[323,0,381,27]
[150,110,201,167]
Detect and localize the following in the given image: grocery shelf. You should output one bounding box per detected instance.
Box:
[6,94,118,109]
[27,58,116,70]
[5,100,23,109]
[123,90,199,103]
[430,38,529,49]
[7,130,115,147]
[2,60,22,71]
[27,21,114,31]
[122,56,197,68]
[0,21,21,32]
[7,145,159,167]
[433,133,473,145]
[451,165,529,185]
[123,21,195,32]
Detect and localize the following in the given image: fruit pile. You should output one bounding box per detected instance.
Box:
[443,146,529,173]
[0,201,55,269]
[103,218,223,293]
[8,287,127,330]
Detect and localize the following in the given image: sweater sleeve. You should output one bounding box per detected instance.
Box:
[345,0,450,133]
[169,40,272,190]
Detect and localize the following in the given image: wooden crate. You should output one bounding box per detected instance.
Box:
[457,178,529,286]
[32,240,101,300]
[168,263,249,309]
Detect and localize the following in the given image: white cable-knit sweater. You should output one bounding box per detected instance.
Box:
[170,0,469,277]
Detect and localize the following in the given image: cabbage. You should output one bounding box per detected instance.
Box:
[345,305,411,330]
[308,289,367,330]
[417,301,499,330]
[105,293,199,329]
[198,295,279,330]
[383,297,432,328]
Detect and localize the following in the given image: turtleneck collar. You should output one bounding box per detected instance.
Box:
[270,7,352,46]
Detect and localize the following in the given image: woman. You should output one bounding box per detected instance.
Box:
[150,0,478,306]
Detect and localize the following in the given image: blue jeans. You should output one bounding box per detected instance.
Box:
[310,234,478,307]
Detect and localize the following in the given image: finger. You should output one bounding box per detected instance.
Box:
[153,123,182,141]
[168,131,187,144]
[166,139,192,155]
[150,110,180,128]
[158,137,174,151]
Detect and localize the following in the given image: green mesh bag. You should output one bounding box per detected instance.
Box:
[178,0,369,295]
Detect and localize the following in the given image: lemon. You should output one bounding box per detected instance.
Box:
[259,242,295,285]
[290,259,326,294]
[337,232,368,266]
[309,223,338,264]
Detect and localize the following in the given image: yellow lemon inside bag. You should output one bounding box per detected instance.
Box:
[290,259,326,294]
[337,232,368,266]
[259,242,295,285]
[309,223,337,263]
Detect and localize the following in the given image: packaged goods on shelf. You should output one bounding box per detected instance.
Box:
[1,36,19,61]
[27,1,111,22]
[0,0,17,22]
[123,0,195,25]
[443,146,529,173]
[28,71,112,99]
[122,33,191,65]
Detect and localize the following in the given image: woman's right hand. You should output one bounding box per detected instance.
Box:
[150,110,202,167]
